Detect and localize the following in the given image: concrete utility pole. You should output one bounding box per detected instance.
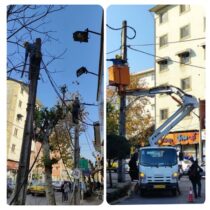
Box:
[118,20,127,182]
[12,38,42,205]
[73,99,80,205]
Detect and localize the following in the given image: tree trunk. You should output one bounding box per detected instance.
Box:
[43,134,56,205]
[108,160,113,188]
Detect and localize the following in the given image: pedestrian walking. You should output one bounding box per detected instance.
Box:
[129,151,138,181]
[61,182,65,202]
[188,159,203,198]
[64,181,69,201]
[80,181,87,201]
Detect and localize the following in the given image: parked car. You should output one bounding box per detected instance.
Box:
[27,182,46,196]
[52,181,63,191]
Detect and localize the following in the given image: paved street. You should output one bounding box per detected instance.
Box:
[113,176,205,205]
[8,191,102,205]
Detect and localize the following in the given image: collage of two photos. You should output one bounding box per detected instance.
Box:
[6,4,206,206]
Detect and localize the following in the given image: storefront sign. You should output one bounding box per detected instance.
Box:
[7,160,19,170]
[161,131,200,146]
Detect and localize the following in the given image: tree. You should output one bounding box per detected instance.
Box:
[7,5,65,77]
[34,92,88,205]
[106,87,119,135]
[126,73,154,146]
[107,134,130,187]
[34,105,65,205]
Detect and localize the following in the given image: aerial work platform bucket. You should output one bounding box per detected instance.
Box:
[108,65,130,86]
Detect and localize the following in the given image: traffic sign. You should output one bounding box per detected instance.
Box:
[72,168,81,179]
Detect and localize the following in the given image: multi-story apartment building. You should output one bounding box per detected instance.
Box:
[7,78,37,181]
[150,5,205,161]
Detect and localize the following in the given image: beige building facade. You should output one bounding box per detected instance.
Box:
[7,78,41,182]
[150,5,205,160]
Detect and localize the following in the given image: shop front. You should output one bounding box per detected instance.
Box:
[7,160,19,182]
[161,131,200,159]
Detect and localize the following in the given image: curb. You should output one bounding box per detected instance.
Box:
[107,181,136,204]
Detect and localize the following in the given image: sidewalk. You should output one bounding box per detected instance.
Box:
[56,191,103,205]
[107,173,136,203]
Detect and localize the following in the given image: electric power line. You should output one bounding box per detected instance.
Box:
[129,37,205,47]
[42,60,94,127]
[106,23,136,39]
[84,131,96,156]
[106,47,121,55]
[127,46,205,69]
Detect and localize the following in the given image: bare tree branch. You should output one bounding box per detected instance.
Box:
[7,5,66,77]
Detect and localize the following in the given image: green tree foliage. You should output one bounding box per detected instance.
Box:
[106,134,130,188]
[106,87,119,135]
[106,101,119,135]
[107,134,130,161]
[126,73,154,146]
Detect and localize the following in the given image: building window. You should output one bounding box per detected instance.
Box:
[160,109,168,120]
[13,128,18,137]
[18,100,22,108]
[11,144,16,153]
[151,74,155,81]
[181,77,191,90]
[159,34,168,48]
[180,24,190,39]
[159,11,168,24]
[157,57,169,72]
[16,113,23,121]
[180,5,190,14]
[180,54,190,65]
[159,63,168,71]
[176,49,191,65]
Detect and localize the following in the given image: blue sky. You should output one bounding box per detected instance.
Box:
[7,5,157,162]
[7,5,103,162]
[106,5,155,73]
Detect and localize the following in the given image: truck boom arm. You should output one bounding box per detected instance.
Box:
[126,85,198,146]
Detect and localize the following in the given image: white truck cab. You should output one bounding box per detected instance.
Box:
[126,85,198,196]
[139,147,179,196]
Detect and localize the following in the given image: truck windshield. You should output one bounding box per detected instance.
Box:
[140,148,177,167]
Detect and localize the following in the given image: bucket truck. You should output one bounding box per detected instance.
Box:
[126,85,198,196]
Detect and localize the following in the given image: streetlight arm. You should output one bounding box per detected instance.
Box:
[86,28,102,36]
[87,70,99,76]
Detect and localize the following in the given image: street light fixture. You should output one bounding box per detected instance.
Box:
[73,28,101,43]
[76,66,98,77]
[73,31,88,43]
